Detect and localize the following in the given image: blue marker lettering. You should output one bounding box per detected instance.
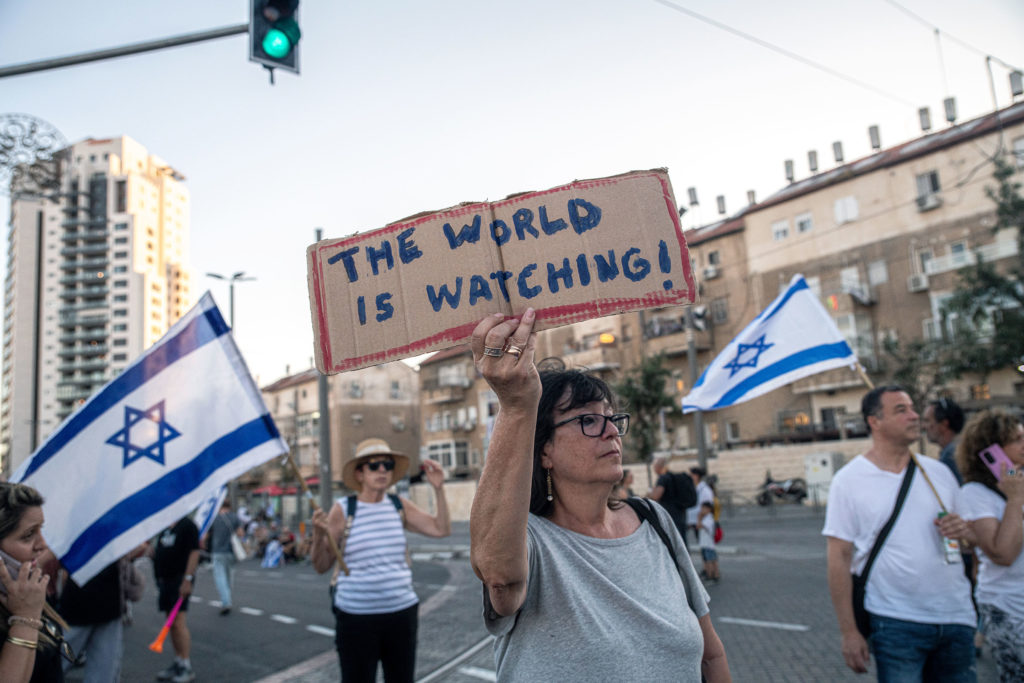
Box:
[426,278,463,312]
[658,239,673,290]
[490,219,510,246]
[547,258,574,293]
[357,295,367,325]
[568,198,602,234]
[397,227,423,264]
[576,254,591,287]
[513,209,539,241]
[489,271,514,301]
[375,293,394,322]
[517,263,541,299]
[622,247,651,282]
[327,246,361,283]
[468,275,493,305]
[538,205,567,236]
[594,251,619,282]
[442,214,482,249]
[365,242,394,276]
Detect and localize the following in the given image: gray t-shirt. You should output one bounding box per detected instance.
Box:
[484,505,710,681]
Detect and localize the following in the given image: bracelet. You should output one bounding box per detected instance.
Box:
[7,615,42,630]
[6,636,38,650]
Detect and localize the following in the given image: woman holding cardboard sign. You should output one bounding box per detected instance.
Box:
[956,410,1024,682]
[469,308,730,682]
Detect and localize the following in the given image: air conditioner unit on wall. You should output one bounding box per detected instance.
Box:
[916,194,942,212]
[907,273,929,292]
[703,265,720,280]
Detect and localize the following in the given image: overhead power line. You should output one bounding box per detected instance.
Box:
[651,0,917,107]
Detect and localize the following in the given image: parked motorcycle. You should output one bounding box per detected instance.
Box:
[756,470,808,505]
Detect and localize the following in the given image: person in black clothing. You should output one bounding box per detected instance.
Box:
[648,456,698,543]
[152,517,200,683]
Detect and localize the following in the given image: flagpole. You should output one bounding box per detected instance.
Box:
[854,364,946,510]
[282,452,348,572]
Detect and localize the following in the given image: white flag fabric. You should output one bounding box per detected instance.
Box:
[193,485,228,538]
[13,292,287,584]
[681,274,857,413]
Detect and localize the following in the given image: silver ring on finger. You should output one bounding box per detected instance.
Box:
[483,346,503,358]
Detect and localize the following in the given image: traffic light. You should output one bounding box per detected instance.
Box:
[250,0,301,79]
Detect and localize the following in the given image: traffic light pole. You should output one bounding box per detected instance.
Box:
[686,307,709,471]
[0,24,249,79]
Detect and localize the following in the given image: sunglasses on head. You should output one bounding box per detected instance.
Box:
[361,459,395,472]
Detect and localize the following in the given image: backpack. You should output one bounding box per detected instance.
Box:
[329,494,407,599]
[668,472,698,511]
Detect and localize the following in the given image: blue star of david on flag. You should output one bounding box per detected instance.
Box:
[106,400,182,467]
[722,334,774,377]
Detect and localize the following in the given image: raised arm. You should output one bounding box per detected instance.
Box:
[404,459,451,538]
[469,310,539,618]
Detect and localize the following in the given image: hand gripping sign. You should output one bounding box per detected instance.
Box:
[307,169,696,374]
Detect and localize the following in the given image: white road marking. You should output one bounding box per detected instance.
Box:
[458,666,497,681]
[417,636,493,683]
[240,607,263,616]
[270,614,298,624]
[718,616,809,632]
[306,625,335,637]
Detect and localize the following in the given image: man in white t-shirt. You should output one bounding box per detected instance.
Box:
[823,385,977,682]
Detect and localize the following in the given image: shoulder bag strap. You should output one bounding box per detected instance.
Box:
[860,458,916,582]
[623,497,680,569]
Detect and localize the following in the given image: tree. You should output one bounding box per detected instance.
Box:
[878,336,953,410]
[941,155,1024,381]
[613,354,675,467]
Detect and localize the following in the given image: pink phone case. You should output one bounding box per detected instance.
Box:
[978,443,1015,481]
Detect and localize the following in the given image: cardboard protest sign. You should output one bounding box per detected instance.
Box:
[307,169,696,374]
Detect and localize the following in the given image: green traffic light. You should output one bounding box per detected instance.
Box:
[262,29,292,58]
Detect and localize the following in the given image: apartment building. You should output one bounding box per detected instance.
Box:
[258,361,420,492]
[2,136,194,474]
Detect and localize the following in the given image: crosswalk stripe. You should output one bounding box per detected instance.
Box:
[458,666,497,681]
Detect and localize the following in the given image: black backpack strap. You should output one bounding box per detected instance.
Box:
[623,497,680,569]
[860,458,916,581]
[346,494,358,517]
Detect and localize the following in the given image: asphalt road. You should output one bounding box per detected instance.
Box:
[68,505,998,682]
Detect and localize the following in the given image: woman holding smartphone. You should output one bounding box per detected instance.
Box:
[0,482,70,682]
[956,410,1024,682]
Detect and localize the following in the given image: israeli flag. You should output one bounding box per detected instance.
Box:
[193,485,228,538]
[13,293,287,584]
[682,275,857,413]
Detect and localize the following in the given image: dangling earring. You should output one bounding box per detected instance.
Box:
[546,469,554,502]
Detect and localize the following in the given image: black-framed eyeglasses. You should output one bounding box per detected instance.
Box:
[552,413,630,437]
[361,459,395,472]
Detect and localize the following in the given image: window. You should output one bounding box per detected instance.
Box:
[114,237,128,245]
[113,339,127,347]
[805,276,822,299]
[115,181,127,213]
[113,281,127,288]
[867,260,888,286]
[795,212,813,234]
[707,251,720,266]
[916,247,933,275]
[971,384,991,401]
[114,251,128,259]
[1014,136,1024,170]
[113,266,127,273]
[916,171,942,210]
[114,223,128,231]
[834,196,859,224]
[113,309,127,317]
[113,323,127,331]
[950,241,968,266]
[771,219,789,241]
[350,413,363,426]
[113,353,127,361]
[710,297,728,325]
[390,380,401,399]
[113,295,127,303]
[725,421,740,442]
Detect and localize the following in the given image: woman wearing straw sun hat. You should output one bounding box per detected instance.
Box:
[311,438,450,682]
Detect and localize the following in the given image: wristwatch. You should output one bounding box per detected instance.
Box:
[184,574,195,583]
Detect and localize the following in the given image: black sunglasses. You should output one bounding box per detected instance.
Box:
[552,413,630,437]
[361,459,395,472]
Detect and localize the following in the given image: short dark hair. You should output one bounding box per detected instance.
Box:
[928,397,965,434]
[0,482,44,542]
[861,385,908,433]
[700,501,714,511]
[531,369,618,516]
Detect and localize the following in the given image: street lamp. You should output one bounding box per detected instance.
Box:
[206,271,256,509]
[205,271,256,330]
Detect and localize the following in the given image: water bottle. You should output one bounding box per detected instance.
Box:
[937,511,962,564]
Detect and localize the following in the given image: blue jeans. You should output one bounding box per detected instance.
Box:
[212,551,234,607]
[62,618,123,682]
[870,614,976,682]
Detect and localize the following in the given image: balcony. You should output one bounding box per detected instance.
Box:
[61,244,108,257]
[59,257,108,271]
[60,285,108,300]
[562,344,622,371]
[55,384,94,401]
[424,385,467,404]
[925,239,1018,276]
[59,273,107,286]
[59,330,107,344]
[57,344,107,357]
[58,359,108,374]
